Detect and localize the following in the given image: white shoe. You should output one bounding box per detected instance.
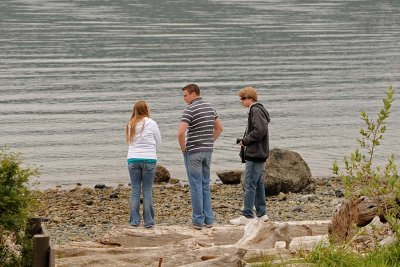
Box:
[230,216,252,226]
[257,215,269,222]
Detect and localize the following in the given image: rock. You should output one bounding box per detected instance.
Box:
[334,189,344,198]
[154,165,171,183]
[50,216,62,223]
[109,192,118,199]
[330,199,341,206]
[301,194,315,202]
[292,206,303,212]
[169,178,180,184]
[278,192,287,201]
[216,170,243,184]
[316,179,327,186]
[264,149,315,196]
[94,184,106,189]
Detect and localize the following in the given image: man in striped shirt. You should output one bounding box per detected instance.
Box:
[178,84,223,230]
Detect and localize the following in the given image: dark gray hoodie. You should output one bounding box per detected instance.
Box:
[242,102,270,162]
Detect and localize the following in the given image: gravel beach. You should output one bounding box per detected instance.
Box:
[34,177,344,245]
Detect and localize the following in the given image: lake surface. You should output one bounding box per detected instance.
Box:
[1,0,399,188]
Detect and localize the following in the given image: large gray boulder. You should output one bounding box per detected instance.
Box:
[264,149,315,196]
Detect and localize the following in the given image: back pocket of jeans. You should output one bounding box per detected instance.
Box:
[144,163,156,172]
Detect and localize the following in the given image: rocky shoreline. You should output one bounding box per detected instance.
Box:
[33,177,344,245]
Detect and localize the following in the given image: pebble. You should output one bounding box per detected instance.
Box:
[335,189,344,198]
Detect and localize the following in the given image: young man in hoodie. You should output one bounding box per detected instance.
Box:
[230,86,271,225]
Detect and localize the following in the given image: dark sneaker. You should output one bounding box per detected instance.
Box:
[205,224,213,228]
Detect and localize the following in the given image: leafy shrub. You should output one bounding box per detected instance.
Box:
[332,86,399,236]
[0,147,39,266]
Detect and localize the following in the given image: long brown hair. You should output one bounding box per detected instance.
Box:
[126,100,150,144]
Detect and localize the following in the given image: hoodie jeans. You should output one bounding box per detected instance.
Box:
[242,160,267,218]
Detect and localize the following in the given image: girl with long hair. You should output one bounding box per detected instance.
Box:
[126,100,161,228]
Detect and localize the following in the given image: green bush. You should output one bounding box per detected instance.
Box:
[0,147,39,267]
[332,86,399,237]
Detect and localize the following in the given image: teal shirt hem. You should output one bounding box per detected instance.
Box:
[127,158,157,164]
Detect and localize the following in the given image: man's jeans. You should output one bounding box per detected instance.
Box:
[184,151,214,226]
[128,161,156,227]
[242,160,267,218]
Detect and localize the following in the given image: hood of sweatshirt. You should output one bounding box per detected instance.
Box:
[251,102,271,123]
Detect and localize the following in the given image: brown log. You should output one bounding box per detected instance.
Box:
[329,196,385,243]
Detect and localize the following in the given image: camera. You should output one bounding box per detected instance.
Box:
[236,138,246,163]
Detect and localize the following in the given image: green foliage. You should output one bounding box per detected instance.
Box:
[332,86,400,235]
[0,147,39,266]
[304,243,400,267]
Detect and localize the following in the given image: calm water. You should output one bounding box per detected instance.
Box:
[1,0,400,188]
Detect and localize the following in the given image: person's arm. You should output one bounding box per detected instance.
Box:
[213,117,223,141]
[242,108,267,145]
[178,122,188,153]
[153,122,162,148]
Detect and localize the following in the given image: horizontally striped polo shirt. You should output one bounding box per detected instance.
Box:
[180,97,218,153]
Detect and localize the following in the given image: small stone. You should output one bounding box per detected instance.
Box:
[109,192,119,199]
[292,206,303,212]
[334,189,344,198]
[169,178,180,184]
[330,199,341,206]
[86,199,94,205]
[76,183,82,186]
[95,184,106,189]
[301,194,315,202]
[50,216,62,223]
[316,179,327,186]
[278,192,287,201]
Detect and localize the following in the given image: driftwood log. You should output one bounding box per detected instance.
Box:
[235,219,330,249]
[329,196,392,243]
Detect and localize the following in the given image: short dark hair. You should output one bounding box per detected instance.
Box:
[182,84,200,96]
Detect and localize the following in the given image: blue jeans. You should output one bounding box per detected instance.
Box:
[184,151,214,226]
[242,160,267,218]
[128,161,156,227]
